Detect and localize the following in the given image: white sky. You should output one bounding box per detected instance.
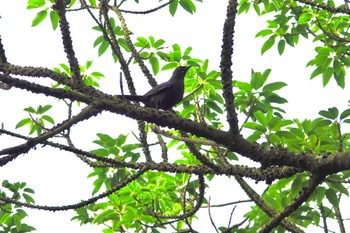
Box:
[1,0,350,232]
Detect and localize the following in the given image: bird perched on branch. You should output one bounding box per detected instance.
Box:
[118,66,192,110]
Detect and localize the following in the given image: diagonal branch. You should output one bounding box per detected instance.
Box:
[96,1,154,163]
[235,175,305,233]
[53,0,83,85]
[0,35,8,64]
[0,103,101,160]
[220,0,239,134]
[111,3,157,87]
[259,174,325,233]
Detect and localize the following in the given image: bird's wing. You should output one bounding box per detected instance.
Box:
[143,82,173,97]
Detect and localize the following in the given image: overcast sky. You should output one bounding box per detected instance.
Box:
[1,1,350,232]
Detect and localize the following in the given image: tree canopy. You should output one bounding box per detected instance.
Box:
[1,0,350,232]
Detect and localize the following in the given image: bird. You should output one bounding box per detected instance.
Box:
[117,66,192,110]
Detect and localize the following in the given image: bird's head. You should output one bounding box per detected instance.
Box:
[171,65,192,80]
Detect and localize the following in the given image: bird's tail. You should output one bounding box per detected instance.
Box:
[117,95,144,102]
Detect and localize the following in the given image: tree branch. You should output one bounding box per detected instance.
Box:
[259,174,325,233]
[235,175,305,233]
[0,103,101,162]
[220,0,239,134]
[0,167,147,211]
[53,0,83,85]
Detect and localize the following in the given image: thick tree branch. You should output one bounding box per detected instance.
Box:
[220,0,239,134]
[3,67,350,176]
[53,0,83,85]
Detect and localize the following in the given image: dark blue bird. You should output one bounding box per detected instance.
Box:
[118,66,191,110]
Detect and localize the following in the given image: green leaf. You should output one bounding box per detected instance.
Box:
[117,38,130,52]
[32,10,48,27]
[0,213,11,225]
[251,70,268,90]
[333,59,342,75]
[328,182,349,196]
[150,56,159,75]
[298,13,313,24]
[154,39,165,48]
[314,119,331,127]
[238,1,250,14]
[340,108,350,120]
[234,81,252,92]
[60,63,71,74]
[253,2,260,15]
[27,0,45,9]
[98,41,109,56]
[42,115,55,124]
[334,72,345,89]
[262,69,272,80]
[262,82,287,92]
[277,39,285,55]
[290,176,302,197]
[91,71,105,78]
[319,110,333,119]
[93,36,104,48]
[206,100,223,114]
[184,46,192,57]
[242,122,266,133]
[247,132,263,142]
[268,134,280,145]
[319,107,338,119]
[322,67,334,87]
[14,214,22,231]
[96,133,115,147]
[38,105,52,114]
[329,107,339,119]
[162,62,179,70]
[149,35,155,47]
[24,106,36,113]
[135,37,149,48]
[179,0,196,14]
[86,60,93,69]
[23,193,35,204]
[172,44,181,62]
[89,0,96,5]
[93,209,115,224]
[169,0,179,16]
[310,66,323,79]
[325,188,339,207]
[264,94,288,104]
[49,10,59,30]
[261,36,275,55]
[254,110,267,126]
[16,118,32,129]
[24,187,35,194]
[256,29,273,37]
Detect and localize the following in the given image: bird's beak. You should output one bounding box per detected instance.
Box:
[186,65,192,70]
